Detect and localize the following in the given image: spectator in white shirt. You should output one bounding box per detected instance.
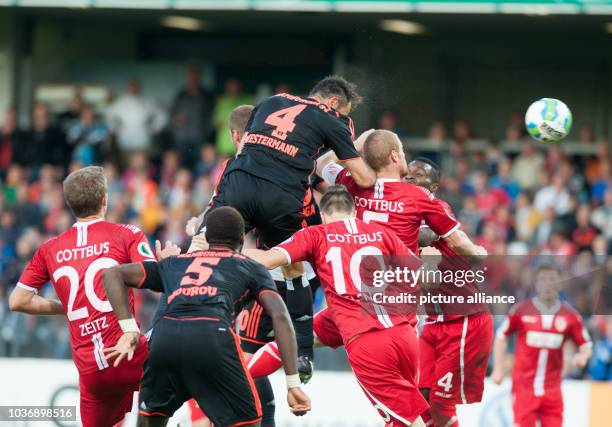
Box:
[534,173,571,215]
[106,79,167,158]
[511,140,544,190]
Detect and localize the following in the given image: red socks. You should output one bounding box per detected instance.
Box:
[247,341,282,378]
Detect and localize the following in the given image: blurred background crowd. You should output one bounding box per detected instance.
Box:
[0,65,610,380]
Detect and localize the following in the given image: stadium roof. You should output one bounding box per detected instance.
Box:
[2,0,612,15]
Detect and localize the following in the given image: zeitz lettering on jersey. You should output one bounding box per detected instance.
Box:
[56,242,110,263]
[79,316,109,337]
[168,285,218,304]
[354,196,405,213]
[243,133,299,157]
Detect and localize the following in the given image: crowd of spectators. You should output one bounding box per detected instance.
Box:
[0,72,610,380]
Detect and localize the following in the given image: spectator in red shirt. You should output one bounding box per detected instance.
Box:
[472,170,510,219]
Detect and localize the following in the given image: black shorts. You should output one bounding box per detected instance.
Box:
[237,285,287,354]
[204,170,307,248]
[139,317,261,426]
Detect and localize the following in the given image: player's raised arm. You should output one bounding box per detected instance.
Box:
[316,128,376,179]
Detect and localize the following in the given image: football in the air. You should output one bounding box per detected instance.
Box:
[524,98,573,143]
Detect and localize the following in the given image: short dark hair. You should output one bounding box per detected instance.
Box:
[320,185,355,216]
[411,157,441,183]
[363,130,402,172]
[309,76,362,108]
[536,261,561,276]
[63,166,107,218]
[229,105,254,134]
[205,206,245,249]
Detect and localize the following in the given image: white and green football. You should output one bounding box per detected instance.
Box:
[524,98,572,143]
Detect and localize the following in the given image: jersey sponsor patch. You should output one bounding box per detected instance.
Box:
[138,242,155,259]
[521,315,538,323]
[121,224,143,234]
[554,316,567,332]
[525,331,564,349]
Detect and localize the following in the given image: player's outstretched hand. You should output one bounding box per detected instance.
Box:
[189,234,209,252]
[185,216,203,237]
[287,387,311,416]
[475,245,488,258]
[353,128,376,152]
[156,240,181,260]
[103,332,140,367]
[490,369,504,385]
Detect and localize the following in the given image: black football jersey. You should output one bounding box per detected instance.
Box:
[140,247,277,325]
[227,93,359,198]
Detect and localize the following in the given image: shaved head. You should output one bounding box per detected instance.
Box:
[362,130,404,172]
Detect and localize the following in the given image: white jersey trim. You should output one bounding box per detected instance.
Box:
[72,219,103,227]
[533,349,549,397]
[439,222,461,239]
[459,316,468,404]
[532,297,561,315]
[16,282,38,293]
[356,378,412,425]
[272,247,292,265]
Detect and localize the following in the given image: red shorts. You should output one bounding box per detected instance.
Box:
[346,324,428,425]
[313,308,343,349]
[512,384,563,427]
[419,313,493,404]
[79,336,147,427]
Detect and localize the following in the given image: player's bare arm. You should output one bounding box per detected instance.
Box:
[244,248,289,270]
[102,263,147,366]
[315,128,376,180]
[442,229,487,261]
[340,157,376,188]
[491,332,509,385]
[571,341,593,369]
[258,291,311,416]
[9,286,64,315]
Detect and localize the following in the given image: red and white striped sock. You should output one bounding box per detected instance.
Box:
[247,341,282,378]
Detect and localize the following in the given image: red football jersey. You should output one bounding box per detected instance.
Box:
[322,164,459,254]
[17,219,156,374]
[498,298,591,395]
[275,217,422,344]
[420,199,487,322]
